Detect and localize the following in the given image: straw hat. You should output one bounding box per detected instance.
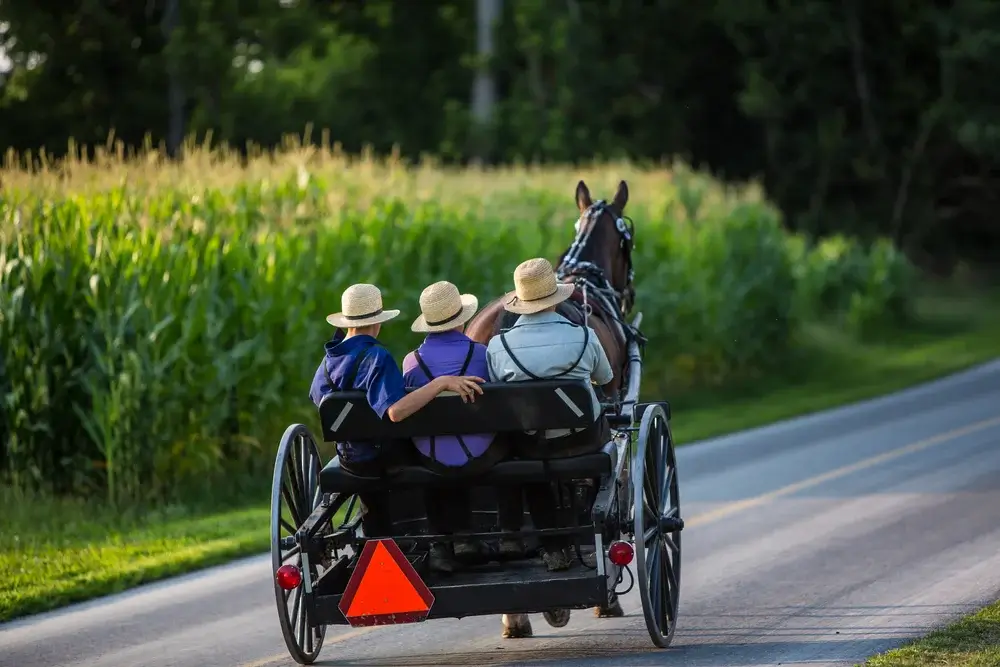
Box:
[326,283,401,328]
[503,258,575,315]
[410,281,479,333]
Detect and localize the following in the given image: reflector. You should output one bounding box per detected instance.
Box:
[608,540,635,566]
[338,538,435,626]
[276,564,303,590]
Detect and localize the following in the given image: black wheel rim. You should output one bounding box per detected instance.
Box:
[634,406,681,648]
[271,425,327,664]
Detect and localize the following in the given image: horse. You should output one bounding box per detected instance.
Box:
[464,179,641,638]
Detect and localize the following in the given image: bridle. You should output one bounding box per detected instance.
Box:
[555,200,640,342]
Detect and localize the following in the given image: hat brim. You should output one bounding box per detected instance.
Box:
[502,283,575,315]
[411,294,479,333]
[326,308,401,329]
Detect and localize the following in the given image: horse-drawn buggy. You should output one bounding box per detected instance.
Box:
[268,181,684,664]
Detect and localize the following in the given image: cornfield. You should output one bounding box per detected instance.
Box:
[0,140,917,504]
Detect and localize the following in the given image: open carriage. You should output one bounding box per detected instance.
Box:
[269,311,684,664]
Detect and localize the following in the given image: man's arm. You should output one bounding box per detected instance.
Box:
[589,330,614,386]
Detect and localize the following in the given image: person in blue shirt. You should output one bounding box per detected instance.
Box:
[309,283,484,539]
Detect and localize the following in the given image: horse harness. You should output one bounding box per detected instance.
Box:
[556,199,644,350]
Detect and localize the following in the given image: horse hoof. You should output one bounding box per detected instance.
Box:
[543,609,571,627]
[501,614,533,638]
[594,597,624,618]
[501,624,534,639]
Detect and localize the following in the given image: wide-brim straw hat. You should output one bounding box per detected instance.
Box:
[503,257,575,315]
[326,283,401,328]
[411,281,479,333]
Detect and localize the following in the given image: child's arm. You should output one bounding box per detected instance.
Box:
[386,376,484,422]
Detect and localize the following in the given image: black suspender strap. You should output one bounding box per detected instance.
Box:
[459,341,475,375]
[500,324,591,438]
[499,324,590,380]
[323,342,382,393]
[412,349,435,382]
[412,342,480,461]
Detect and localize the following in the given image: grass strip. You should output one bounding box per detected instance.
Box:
[862,599,1000,667]
[3,289,999,624]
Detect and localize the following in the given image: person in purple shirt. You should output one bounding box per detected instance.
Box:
[310,283,485,541]
[402,281,509,572]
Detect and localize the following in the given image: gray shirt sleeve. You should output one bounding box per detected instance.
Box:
[589,327,614,385]
[485,343,501,382]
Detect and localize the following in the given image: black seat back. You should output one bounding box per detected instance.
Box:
[317,380,596,442]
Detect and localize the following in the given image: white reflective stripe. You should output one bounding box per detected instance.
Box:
[554,387,584,417]
[300,552,313,593]
[329,402,353,433]
[594,532,606,577]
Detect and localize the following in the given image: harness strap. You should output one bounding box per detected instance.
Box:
[412,342,478,461]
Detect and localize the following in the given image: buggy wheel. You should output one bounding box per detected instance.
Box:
[633,404,682,648]
[271,424,327,665]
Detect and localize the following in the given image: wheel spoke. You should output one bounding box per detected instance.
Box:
[662,539,679,599]
[658,541,674,626]
[643,497,658,528]
[282,544,301,562]
[282,482,303,526]
[660,466,674,512]
[287,455,305,516]
[647,541,663,625]
[288,585,301,621]
[340,494,358,528]
[654,418,667,504]
[663,531,679,553]
[296,602,306,651]
[280,517,296,536]
[643,525,658,545]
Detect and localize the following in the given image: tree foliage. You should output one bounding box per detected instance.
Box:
[1,0,998,268]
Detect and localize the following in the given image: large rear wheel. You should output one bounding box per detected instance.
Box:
[271,424,327,664]
[633,404,682,648]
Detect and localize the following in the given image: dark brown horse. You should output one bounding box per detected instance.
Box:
[465,179,638,399]
[464,179,640,638]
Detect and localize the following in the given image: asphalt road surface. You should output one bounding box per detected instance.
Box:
[3,360,1000,667]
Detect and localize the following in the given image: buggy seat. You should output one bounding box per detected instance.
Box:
[317,379,617,494]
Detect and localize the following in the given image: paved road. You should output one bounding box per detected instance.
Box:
[3,361,1000,667]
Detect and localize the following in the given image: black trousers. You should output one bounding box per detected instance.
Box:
[497,417,612,550]
[340,442,415,538]
[421,439,510,536]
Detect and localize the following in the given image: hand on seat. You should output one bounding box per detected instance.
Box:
[435,375,485,403]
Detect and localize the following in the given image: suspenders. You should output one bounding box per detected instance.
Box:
[498,321,590,436]
[412,342,476,462]
[498,321,590,380]
[323,342,382,394]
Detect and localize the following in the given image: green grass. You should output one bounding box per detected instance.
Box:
[0,492,269,621]
[2,287,999,624]
[862,599,1000,667]
[670,288,1000,444]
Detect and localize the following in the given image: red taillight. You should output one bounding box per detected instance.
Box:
[608,540,634,566]
[276,564,303,590]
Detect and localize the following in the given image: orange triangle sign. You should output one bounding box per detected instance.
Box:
[338,538,435,627]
